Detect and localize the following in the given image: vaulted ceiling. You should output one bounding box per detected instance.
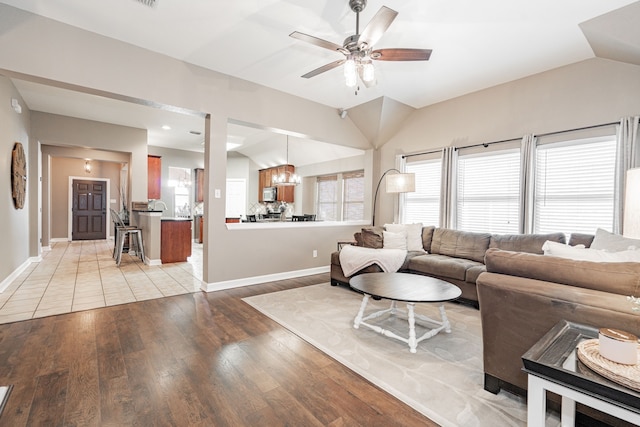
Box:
[2,0,639,160]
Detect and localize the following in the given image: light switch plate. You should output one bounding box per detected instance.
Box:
[214,189,221,198]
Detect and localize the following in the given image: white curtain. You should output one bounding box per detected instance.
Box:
[519,134,536,234]
[439,147,457,228]
[614,116,640,233]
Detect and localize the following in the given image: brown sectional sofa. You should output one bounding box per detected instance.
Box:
[477,248,640,425]
[330,226,566,306]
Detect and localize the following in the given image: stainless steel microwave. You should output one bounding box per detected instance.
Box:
[262,187,277,202]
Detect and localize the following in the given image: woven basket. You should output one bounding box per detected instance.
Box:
[577,339,640,393]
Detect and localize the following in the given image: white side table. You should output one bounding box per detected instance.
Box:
[527,373,640,426]
[523,320,640,426]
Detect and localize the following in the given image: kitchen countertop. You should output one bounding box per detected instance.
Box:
[160,217,193,221]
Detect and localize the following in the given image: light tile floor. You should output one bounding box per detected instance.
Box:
[0,239,204,324]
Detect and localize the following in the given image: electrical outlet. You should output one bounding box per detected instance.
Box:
[313,250,317,258]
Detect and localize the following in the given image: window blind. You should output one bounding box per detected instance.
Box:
[403,160,441,225]
[317,175,338,221]
[343,171,364,221]
[534,138,616,234]
[456,149,521,233]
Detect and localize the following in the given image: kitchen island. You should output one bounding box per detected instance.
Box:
[161,218,193,263]
[131,210,193,264]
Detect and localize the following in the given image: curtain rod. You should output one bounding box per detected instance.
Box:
[536,121,618,138]
[455,137,522,151]
[402,149,441,159]
[402,120,620,159]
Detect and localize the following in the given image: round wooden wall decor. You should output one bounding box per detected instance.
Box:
[11,142,26,209]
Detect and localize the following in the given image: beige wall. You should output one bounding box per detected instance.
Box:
[0,4,369,286]
[0,75,32,284]
[48,157,121,240]
[374,58,640,224]
[1,4,639,287]
[33,112,147,203]
[37,115,143,246]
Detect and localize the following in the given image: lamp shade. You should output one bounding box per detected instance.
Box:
[386,173,415,193]
[624,168,640,238]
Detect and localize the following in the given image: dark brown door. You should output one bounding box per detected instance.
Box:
[72,179,107,240]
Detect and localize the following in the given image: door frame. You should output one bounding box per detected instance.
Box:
[67,176,111,241]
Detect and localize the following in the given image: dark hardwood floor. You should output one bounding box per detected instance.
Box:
[0,273,437,426]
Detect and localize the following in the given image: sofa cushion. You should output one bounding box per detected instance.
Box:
[360,226,384,249]
[409,254,481,281]
[484,248,640,296]
[489,232,565,254]
[465,264,487,283]
[421,226,435,252]
[568,233,594,248]
[591,228,640,251]
[385,223,425,251]
[542,240,640,262]
[430,228,491,263]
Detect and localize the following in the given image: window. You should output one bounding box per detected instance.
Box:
[343,171,365,221]
[317,175,338,220]
[403,159,441,225]
[456,148,520,233]
[168,167,191,217]
[534,137,616,234]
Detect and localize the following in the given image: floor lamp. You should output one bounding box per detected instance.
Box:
[372,169,416,226]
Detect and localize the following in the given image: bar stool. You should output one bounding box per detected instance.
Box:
[110,209,145,267]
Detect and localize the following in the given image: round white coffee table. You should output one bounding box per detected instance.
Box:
[350,272,462,353]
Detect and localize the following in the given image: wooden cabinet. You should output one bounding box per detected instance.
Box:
[148,155,162,200]
[276,165,295,203]
[161,219,192,263]
[258,165,295,203]
[194,168,205,203]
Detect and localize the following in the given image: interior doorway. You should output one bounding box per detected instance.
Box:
[70,178,108,241]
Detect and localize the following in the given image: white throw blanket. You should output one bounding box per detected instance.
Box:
[339,245,407,277]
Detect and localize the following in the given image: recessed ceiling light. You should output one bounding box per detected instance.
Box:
[162,125,171,130]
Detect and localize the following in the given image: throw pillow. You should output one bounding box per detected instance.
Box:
[361,227,384,249]
[542,240,640,262]
[591,228,640,252]
[383,230,408,250]
[384,223,424,251]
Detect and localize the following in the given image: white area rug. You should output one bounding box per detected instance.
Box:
[243,283,560,427]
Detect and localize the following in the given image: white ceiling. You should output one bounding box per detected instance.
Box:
[2,0,637,109]
[2,0,639,165]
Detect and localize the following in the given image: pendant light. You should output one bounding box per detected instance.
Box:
[272,135,301,186]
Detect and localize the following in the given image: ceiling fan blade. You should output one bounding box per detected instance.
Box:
[290,31,343,52]
[358,6,398,48]
[301,59,345,79]
[371,48,432,61]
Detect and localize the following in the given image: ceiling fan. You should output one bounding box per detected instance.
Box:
[290,0,432,90]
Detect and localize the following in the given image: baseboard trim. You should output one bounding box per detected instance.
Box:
[146,258,162,266]
[201,266,330,292]
[50,238,68,243]
[0,258,34,293]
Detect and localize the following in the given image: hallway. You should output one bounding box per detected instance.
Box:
[0,240,203,324]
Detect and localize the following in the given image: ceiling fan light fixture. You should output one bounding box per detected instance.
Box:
[344,58,357,87]
[362,61,375,82]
